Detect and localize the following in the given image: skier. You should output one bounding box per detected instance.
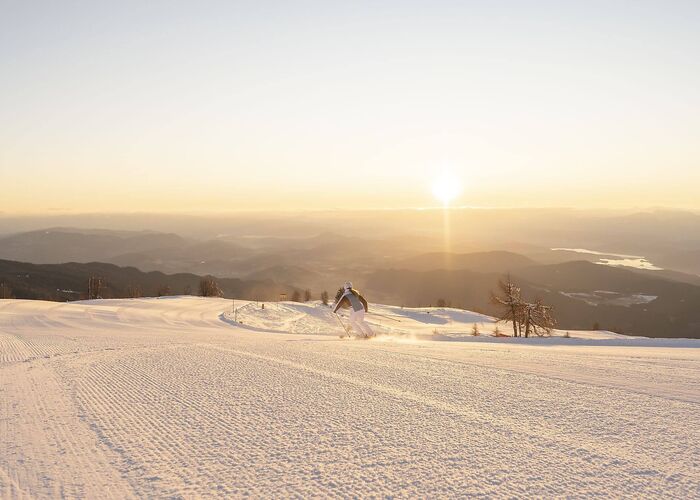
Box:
[332,281,374,338]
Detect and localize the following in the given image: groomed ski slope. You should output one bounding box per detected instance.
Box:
[1,297,698,498]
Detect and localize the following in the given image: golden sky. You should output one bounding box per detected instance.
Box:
[2,1,699,213]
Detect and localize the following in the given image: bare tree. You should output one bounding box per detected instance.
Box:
[522,299,556,338]
[291,290,301,302]
[157,285,172,297]
[491,277,556,338]
[471,323,480,336]
[437,298,448,308]
[320,290,329,305]
[126,285,142,298]
[199,277,223,297]
[491,276,524,337]
[303,289,312,302]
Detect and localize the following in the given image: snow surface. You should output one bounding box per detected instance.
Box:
[1,297,699,498]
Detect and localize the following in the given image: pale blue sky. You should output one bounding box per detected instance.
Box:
[1,1,699,212]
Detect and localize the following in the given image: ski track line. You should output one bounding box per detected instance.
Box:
[66,349,245,497]
[70,345,486,496]
[4,338,697,498]
[310,344,699,469]
[0,332,32,364]
[75,363,182,497]
[66,354,176,496]
[70,345,385,497]
[0,330,78,365]
[346,342,700,404]
[0,359,130,499]
[66,345,629,497]
[0,466,31,499]
[203,342,698,494]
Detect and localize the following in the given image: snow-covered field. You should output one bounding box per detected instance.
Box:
[1,297,699,498]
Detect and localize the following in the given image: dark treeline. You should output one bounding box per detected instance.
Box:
[0,259,296,302]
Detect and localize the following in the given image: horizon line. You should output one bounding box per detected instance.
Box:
[2,205,699,218]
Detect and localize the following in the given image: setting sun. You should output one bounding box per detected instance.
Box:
[432,172,462,206]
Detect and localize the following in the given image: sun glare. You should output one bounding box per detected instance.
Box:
[432,173,462,206]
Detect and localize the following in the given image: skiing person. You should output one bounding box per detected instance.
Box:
[332,281,374,338]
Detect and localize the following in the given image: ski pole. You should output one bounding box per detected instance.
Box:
[334,312,350,337]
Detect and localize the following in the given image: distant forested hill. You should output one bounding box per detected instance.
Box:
[0,259,295,302]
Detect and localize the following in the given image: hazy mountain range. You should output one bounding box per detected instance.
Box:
[1,209,699,338]
[366,261,700,338]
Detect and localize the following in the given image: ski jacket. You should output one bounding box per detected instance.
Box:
[333,289,368,313]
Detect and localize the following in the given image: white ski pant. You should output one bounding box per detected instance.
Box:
[348,309,373,337]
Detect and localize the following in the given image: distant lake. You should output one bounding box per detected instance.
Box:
[551,248,663,271]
